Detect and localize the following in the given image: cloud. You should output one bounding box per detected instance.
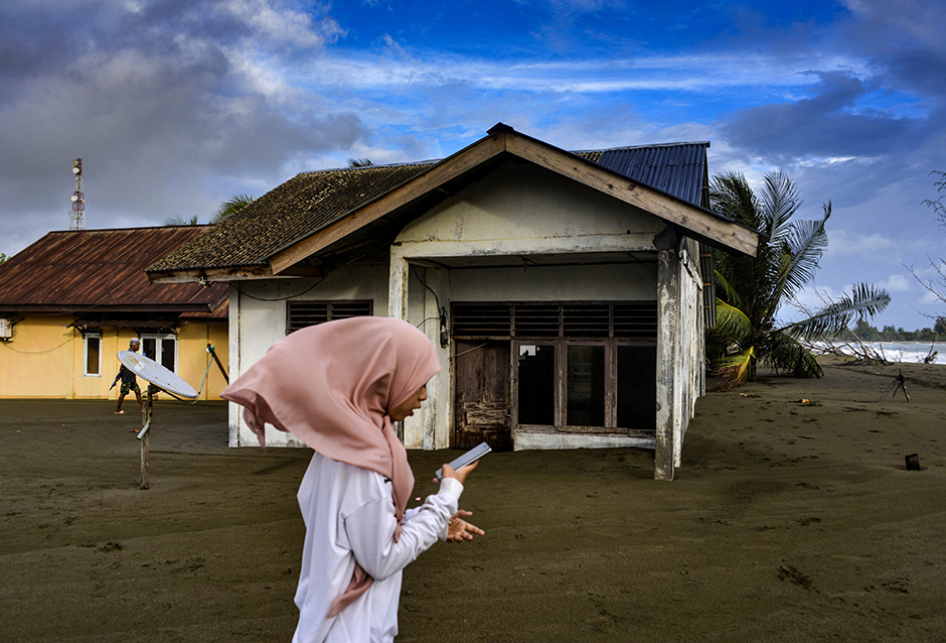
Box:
[301,50,861,96]
[880,273,912,293]
[824,230,894,257]
[220,0,344,50]
[837,0,946,96]
[718,71,925,163]
[0,0,367,237]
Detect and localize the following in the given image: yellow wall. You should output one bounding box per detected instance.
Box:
[0,316,229,400]
[177,321,230,400]
[0,316,76,398]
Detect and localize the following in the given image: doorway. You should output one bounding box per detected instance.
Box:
[454,340,511,450]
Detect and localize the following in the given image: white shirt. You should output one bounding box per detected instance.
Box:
[292,451,462,643]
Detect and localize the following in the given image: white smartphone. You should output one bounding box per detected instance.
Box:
[435,442,492,480]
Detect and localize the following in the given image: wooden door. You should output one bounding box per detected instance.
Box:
[454,340,511,450]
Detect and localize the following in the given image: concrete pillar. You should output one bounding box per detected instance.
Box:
[655,248,678,481]
[228,283,242,447]
[387,251,422,446]
[388,252,410,321]
[421,266,452,450]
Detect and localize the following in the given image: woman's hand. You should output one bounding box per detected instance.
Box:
[438,459,479,485]
[447,510,484,542]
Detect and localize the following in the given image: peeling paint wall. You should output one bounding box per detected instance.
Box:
[397,161,665,256]
[448,263,656,302]
[654,237,705,480]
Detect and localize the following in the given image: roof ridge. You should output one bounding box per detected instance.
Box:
[296,141,708,177]
[571,141,710,155]
[297,159,440,177]
[42,225,214,235]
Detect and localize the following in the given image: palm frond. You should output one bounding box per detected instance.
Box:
[781,203,830,299]
[760,171,801,243]
[707,170,888,385]
[164,214,199,226]
[713,270,743,309]
[212,193,255,224]
[710,173,763,232]
[709,346,755,391]
[764,332,823,378]
[755,252,792,332]
[712,298,753,345]
[783,283,891,339]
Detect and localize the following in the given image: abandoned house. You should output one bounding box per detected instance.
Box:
[147,124,758,479]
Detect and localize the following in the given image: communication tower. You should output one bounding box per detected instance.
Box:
[70,158,85,230]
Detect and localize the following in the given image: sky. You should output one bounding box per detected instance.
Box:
[1,0,944,331]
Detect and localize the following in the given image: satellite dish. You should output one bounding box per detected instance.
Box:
[118,351,197,399]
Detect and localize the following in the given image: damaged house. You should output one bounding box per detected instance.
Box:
[147,124,758,479]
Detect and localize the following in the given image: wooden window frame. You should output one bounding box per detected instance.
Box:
[452,301,658,437]
[83,332,102,377]
[511,337,655,436]
[141,332,178,374]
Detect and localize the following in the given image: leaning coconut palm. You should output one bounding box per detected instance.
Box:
[708,171,890,390]
[212,193,255,224]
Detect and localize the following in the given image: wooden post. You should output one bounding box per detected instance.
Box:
[140,387,153,490]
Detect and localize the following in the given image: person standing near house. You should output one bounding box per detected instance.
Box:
[221,317,484,643]
[112,338,144,414]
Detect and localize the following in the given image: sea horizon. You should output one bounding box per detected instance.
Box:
[815,340,945,364]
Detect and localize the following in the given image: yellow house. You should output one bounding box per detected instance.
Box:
[0,226,229,400]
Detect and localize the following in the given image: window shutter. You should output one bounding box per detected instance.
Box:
[286,300,373,334]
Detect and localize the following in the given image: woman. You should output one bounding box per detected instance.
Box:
[222,317,483,642]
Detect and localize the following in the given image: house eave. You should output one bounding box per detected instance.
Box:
[147,264,278,284]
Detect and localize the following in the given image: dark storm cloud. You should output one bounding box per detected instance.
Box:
[718,71,924,162]
[714,0,946,168]
[835,0,946,98]
[0,0,364,242]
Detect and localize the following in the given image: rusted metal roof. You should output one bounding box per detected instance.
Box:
[149,138,715,277]
[180,300,229,321]
[0,227,228,313]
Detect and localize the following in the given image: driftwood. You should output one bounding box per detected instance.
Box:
[804,337,939,366]
[803,338,891,366]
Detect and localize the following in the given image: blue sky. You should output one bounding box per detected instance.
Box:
[1,0,944,330]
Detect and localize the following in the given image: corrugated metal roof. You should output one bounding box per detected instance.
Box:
[584,142,710,206]
[149,139,712,275]
[0,227,228,312]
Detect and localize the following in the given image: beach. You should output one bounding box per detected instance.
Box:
[2,358,945,642]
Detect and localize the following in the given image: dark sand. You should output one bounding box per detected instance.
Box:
[2,359,946,642]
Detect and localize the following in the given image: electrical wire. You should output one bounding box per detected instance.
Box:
[0,334,74,354]
[410,265,448,347]
[232,276,326,301]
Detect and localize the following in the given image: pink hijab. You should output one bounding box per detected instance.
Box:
[220,316,441,615]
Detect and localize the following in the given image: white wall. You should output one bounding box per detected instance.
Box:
[227,263,391,447]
